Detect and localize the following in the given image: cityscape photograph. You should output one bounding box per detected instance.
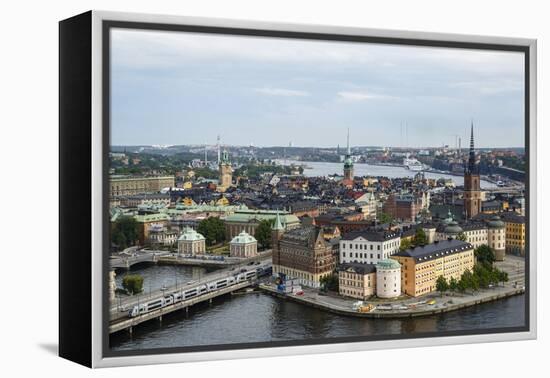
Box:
[107,28,527,353]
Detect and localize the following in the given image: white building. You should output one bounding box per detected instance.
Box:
[177,227,206,255]
[229,231,258,258]
[376,259,401,298]
[340,230,401,265]
[355,191,378,219]
[487,215,506,261]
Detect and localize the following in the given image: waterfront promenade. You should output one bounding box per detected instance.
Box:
[260,255,525,319]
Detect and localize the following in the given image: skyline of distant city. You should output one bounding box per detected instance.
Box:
[111,29,525,148]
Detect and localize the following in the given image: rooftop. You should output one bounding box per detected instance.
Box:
[341,230,400,242]
[338,262,376,275]
[394,239,473,263]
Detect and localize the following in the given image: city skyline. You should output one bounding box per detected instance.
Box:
[111,29,525,148]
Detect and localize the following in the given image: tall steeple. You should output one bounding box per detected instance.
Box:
[465,121,478,174]
[343,128,354,186]
[463,120,481,219]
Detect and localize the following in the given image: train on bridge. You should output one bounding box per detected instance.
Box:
[128,266,267,318]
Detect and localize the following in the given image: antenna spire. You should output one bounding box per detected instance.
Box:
[347,127,350,155]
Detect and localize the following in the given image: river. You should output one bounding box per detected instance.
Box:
[110,265,524,352]
[277,159,496,189]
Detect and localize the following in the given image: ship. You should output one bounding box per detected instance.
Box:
[403,158,424,171]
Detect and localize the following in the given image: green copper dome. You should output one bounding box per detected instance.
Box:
[178,227,206,241]
[488,215,505,229]
[445,220,463,235]
[344,155,354,168]
[377,259,401,270]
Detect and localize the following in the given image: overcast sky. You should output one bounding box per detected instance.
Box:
[110,28,525,148]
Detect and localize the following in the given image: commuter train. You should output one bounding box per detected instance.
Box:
[128,268,258,318]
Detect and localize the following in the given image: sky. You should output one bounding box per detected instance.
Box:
[110,28,525,148]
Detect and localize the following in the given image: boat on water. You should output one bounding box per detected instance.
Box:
[403,158,424,171]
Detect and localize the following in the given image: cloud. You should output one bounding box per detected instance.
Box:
[255,87,310,97]
[337,91,398,101]
[449,79,523,95]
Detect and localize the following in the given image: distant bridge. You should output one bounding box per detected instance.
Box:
[109,252,169,270]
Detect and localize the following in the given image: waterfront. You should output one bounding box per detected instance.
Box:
[278,159,497,189]
[110,264,525,351]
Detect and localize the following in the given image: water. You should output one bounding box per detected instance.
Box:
[110,265,525,351]
[115,264,209,294]
[279,159,496,189]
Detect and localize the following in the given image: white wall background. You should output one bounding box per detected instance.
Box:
[0,0,546,376]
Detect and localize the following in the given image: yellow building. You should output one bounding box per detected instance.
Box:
[338,263,376,300]
[110,175,175,197]
[501,212,526,256]
[391,239,475,297]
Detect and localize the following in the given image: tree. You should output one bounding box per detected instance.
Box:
[111,216,139,250]
[456,232,467,241]
[435,275,449,296]
[378,212,394,224]
[255,219,274,250]
[460,269,474,293]
[399,238,413,252]
[449,276,458,294]
[413,228,428,246]
[475,245,496,267]
[320,274,339,292]
[122,274,144,295]
[498,270,509,286]
[197,217,226,246]
[474,263,491,288]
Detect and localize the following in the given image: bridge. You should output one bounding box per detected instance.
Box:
[109,251,169,269]
[109,259,272,334]
[110,249,272,270]
[109,281,253,334]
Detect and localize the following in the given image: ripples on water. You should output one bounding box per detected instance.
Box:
[110,291,525,351]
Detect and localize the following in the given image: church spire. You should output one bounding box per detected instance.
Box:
[273,210,284,231]
[466,121,477,174]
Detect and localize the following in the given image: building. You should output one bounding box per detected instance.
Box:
[383,194,423,221]
[487,215,506,261]
[224,209,300,239]
[338,263,377,300]
[218,149,233,192]
[134,212,171,245]
[118,193,171,208]
[229,231,258,258]
[355,191,378,219]
[272,218,336,288]
[339,230,401,265]
[376,259,402,299]
[392,239,475,297]
[501,212,526,256]
[436,219,489,249]
[342,128,354,188]
[110,175,175,197]
[177,227,206,255]
[147,223,179,247]
[463,123,482,219]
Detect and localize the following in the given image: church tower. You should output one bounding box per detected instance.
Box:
[218,149,233,192]
[342,128,354,188]
[271,211,285,275]
[463,122,481,219]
